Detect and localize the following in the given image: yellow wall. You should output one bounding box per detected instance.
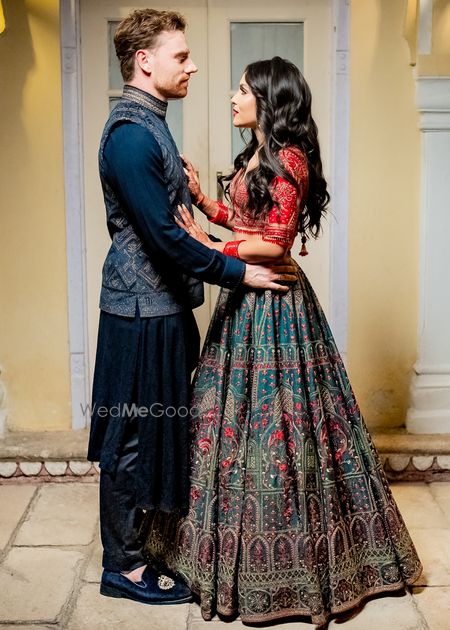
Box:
[347,0,421,429]
[0,0,448,433]
[0,0,71,430]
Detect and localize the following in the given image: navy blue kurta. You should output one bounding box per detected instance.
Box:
[88,118,244,512]
[103,122,244,297]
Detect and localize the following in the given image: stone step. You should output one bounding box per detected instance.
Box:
[373,429,450,482]
[0,430,97,483]
[0,428,449,482]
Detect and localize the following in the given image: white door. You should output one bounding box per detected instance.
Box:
[205,0,332,308]
[80,0,333,380]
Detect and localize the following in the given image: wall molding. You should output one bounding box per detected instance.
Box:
[418,0,433,56]
[60,0,90,430]
[330,0,350,358]
[415,75,450,130]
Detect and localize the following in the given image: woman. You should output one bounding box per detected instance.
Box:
[145,57,422,626]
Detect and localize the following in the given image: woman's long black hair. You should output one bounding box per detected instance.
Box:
[221,57,330,238]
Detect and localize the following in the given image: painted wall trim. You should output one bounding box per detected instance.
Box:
[418,0,433,56]
[330,0,350,358]
[60,0,90,430]
[416,76,450,130]
[407,74,450,434]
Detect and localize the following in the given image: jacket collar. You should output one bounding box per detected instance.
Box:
[122,85,167,119]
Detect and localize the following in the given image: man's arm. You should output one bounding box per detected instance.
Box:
[105,122,294,292]
[104,121,244,289]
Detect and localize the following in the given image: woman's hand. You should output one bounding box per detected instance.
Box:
[180,154,202,202]
[175,204,211,246]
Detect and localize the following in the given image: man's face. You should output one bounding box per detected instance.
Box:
[148,30,197,100]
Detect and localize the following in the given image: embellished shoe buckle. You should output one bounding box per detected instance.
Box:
[158,574,175,590]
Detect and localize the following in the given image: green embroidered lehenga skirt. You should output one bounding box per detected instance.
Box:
[145,263,422,625]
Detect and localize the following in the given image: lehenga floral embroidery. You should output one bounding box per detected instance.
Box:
[144,145,422,626]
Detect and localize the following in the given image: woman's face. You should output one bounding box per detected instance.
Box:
[231,74,257,129]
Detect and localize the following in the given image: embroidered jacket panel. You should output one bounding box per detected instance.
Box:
[98,85,245,318]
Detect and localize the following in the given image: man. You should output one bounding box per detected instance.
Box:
[87,8,295,605]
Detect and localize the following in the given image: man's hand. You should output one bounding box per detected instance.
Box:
[242,258,297,292]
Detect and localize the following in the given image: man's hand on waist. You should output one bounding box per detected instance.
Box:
[242,256,297,292]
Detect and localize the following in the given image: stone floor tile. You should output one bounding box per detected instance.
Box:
[0,429,89,460]
[0,626,55,629]
[67,583,190,629]
[328,591,427,630]
[0,485,36,549]
[84,536,102,583]
[189,619,313,629]
[390,483,448,529]
[188,594,428,630]
[14,483,98,546]
[413,586,450,630]
[188,603,209,620]
[409,528,450,586]
[189,622,237,629]
[428,483,450,525]
[0,547,84,622]
[188,603,313,629]
[188,602,314,626]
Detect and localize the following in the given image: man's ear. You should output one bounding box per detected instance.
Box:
[135,49,153,75]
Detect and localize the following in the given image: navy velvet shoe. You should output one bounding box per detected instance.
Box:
[100,566,192,604]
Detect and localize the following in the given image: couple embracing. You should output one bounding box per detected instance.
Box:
[87,8,421,627]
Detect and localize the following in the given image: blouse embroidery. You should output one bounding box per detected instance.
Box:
[230,147,309,249]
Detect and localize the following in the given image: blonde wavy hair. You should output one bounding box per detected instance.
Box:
[114,9,186,81]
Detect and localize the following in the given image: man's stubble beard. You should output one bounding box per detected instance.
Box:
[154,79,189,101]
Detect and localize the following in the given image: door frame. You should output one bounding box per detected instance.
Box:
[60,0,351,429]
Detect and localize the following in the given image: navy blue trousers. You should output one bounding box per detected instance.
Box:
[88,307,200,571]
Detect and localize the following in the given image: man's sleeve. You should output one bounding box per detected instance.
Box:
[104,122,245,289]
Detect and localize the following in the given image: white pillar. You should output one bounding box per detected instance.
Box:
[407,76,450,433]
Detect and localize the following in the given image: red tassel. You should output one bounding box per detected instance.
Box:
[300,234,308,257]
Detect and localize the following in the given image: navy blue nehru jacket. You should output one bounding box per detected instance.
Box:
[103,122,245,290]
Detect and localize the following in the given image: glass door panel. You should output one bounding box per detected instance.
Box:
[230,21,304,159]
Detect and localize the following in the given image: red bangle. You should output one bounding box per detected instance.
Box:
[223,239,245,258]
[209,201,229,226]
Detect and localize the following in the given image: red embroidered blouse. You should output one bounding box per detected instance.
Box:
[229,146,309,250]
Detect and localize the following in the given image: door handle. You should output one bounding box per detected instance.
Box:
[216,171,223,202]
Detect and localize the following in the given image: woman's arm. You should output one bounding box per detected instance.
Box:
[181,155,235,230]
[210,150,308,263]
[196,194,236,231]
[177,147,307,264]
[177,205,286,263]
[208,238,286,263]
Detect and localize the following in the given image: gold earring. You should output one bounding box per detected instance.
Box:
[300,233,308,256]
